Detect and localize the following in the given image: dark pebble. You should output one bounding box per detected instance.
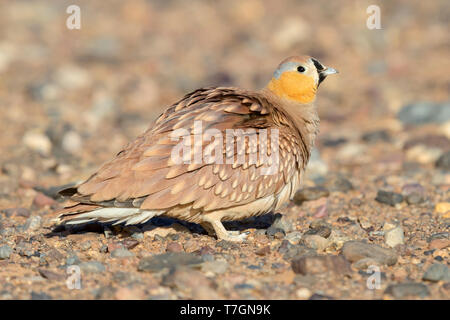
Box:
[323,175,353,192]
[31,291,52,300]
[375,190,403,206]
[266,226,286,238]
[396,101,450,125]
[304,220,332,238]
[435,151,450,171]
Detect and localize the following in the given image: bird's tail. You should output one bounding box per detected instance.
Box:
[53,203,164,226]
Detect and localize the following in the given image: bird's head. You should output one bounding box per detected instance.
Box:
[267,56,338,104]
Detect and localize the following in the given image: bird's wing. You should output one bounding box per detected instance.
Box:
[64,87,305,212]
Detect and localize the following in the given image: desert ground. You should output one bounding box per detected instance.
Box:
[0,0,448,299]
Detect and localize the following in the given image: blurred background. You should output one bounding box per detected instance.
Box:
[0,0,448,206]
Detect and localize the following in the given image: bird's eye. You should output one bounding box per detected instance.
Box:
[297,66,305,73]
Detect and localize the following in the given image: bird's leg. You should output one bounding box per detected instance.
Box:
[202,214,249,242]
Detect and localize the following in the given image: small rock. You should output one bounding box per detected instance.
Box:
[138,253,203,272]
[397,101,450,125]
[302,235,329,251]
[385,282,429,298]
[342,241,398,266]
[434,202,450,218]
[361,130,390,143]
[166,242,183,253]
[295,288,312,299]
[255,245,270,256]
[79,261,106,273]
[384,226,405,248]
[266,226,285,239]
[23,216,42,231]
[375,190,403,206]
[33,193,56,208]
[323,175,353,192]
[313,203,328,218]
[293,186,329,204]
[30,291,52,300]
[285,231,302,245]
[304,220,332,238]
[115,287,144,300]
[66,254,81,265]
[422,263,450,282]
[23,131,52,155]
[80,241,91,251]
[352,258,381,270]
[201,260,229,275]
[402,183,425,205]
[215,240,238,250]
[61,131,83,154]
[38,269,64,281]
[111,248,134,259]
[291,255,351,276]
[1,208,31,218]
[435,151,450,171]
[163,266,214,295]
[429,239,450,250]
[0,245,13,259]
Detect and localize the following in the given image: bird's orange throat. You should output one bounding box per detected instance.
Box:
[267,71,317,104]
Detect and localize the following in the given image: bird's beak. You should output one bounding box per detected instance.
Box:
[320,67,338,76]
[318,66,338,86]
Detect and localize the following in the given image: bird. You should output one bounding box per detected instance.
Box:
[54,56,338,242]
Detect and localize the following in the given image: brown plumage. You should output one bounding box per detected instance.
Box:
[54,56,337,241]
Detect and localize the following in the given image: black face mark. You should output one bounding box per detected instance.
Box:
[311,58,326,86]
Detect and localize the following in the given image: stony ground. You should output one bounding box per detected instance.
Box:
[0,0,449,300]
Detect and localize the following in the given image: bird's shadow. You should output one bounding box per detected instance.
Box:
[44,213,280,239]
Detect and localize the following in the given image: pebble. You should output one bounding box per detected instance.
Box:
[341,241,398,266]
[384,226,405,248]
[285,231,302,245]
[79,261,106,273]
[66,254,81,265]
[166,242,183,252]
[115,287,144,300]
[163,266,218,298]
[323,175,353,192]
[295,288,312,299]
[32,193,56,208]
[434,202,450,218]
[215,240,239,250]
[352,258,381,270]
[255,245,270,256]
[422,263,450,282]
[111,248,134,259]
[1,208,31,218]
[361,130,390,143]
[293,186,329,204]
[0,245,13,259]
[30,291,52,300]
[304,220,332,238]
[138,253,203,272]
[266,226,285,239]
[302,235,329,252]
[23,216,42,231]
[201,260,229,275]
[385,282,429,298]
[291,255,351,276]
[80,241,91,251]
[401,183,425,205]
[397,101,450,125]
[22,131,52,155]
[375,190,403,206]
[429,239,450,250]
[61,131,83,154]
[435,151,450,171]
